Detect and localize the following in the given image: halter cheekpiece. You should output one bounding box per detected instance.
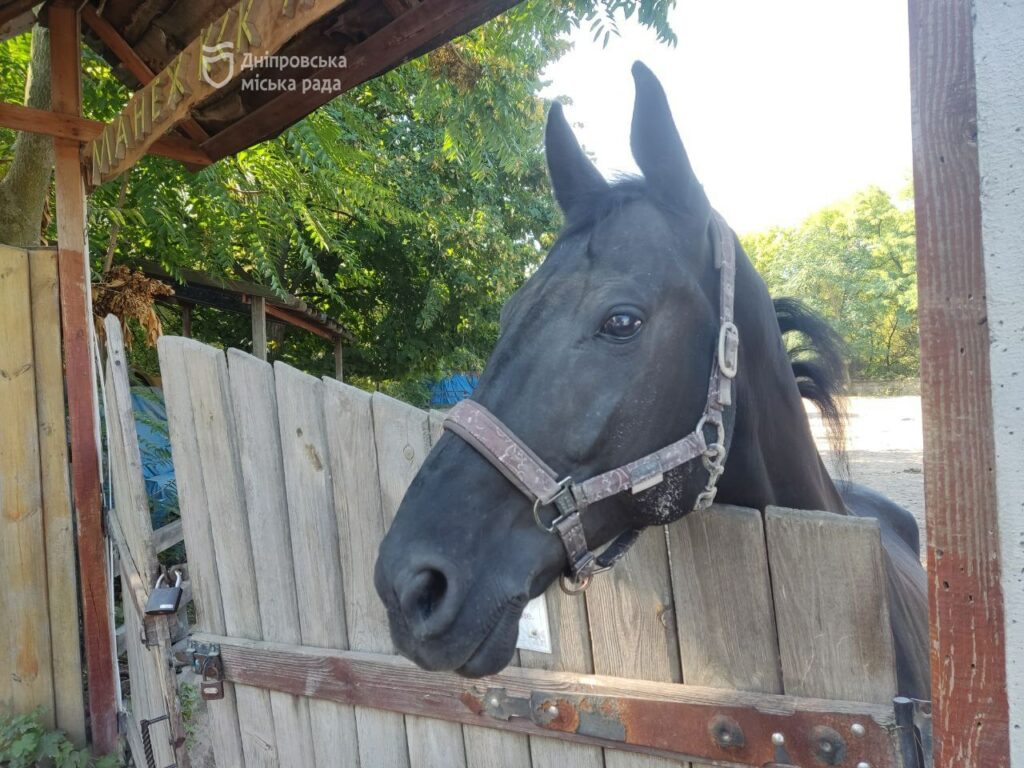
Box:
[443,210,740,593]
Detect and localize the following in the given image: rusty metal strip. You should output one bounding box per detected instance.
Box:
[195,632,906,767]
[508,689,900,768]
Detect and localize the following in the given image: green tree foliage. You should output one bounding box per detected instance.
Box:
[2,1,676,402]
[742,186,918,380]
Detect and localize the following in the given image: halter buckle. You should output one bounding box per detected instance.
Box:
[718,321,740,379]
[532,477,576,533]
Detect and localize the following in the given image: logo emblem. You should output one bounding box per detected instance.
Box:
[201,41,235,89]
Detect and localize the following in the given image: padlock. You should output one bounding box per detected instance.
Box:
[145,571,183,615]
[200,657,225,700]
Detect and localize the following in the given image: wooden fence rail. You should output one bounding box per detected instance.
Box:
[155,336,920,767]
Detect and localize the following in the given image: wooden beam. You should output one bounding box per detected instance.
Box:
[80,3,211,145]
[83,0,356,186]
[0,101,212,166]
[201,0,523,161]
[333,337,343,381]
[908,0,1011,765]
[180,302,192,338]
[0,4,34,43]
[262,301,334,341]
[192,632,904,768]
[0,0,35,28]
[251,295,267,360]
[48,4,119,754]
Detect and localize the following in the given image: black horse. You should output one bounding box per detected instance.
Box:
[375,63,929,699]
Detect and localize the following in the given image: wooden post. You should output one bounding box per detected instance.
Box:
[333,337,343,381]
[181,303,193,338]
[251,296,267,360]
[49,4,118,753]
[908,0,1012,764]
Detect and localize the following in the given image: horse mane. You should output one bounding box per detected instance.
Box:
[772,297,848,464]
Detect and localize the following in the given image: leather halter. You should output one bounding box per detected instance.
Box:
[443,211,740,592]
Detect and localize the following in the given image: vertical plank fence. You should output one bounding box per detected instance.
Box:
[0,246,85,744]
[155,337,923,768]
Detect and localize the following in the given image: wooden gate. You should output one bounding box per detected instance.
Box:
[102,317,189,767]
[157,336,928,768]
[0,245,85,744]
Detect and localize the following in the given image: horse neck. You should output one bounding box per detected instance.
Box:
[715,258,846,515]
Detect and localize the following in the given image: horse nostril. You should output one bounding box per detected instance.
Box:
[410,569,447,619]
[399,563,460,639]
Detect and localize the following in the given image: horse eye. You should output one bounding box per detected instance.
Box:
[601,312,643,339]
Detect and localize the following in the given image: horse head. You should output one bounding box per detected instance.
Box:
[374,63,750,676]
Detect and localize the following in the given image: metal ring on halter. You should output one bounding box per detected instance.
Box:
[532,477,574,534]
[559,572,591,594]
[696,415,726,451]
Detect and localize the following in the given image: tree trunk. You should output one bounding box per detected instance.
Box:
[0,26,54,246]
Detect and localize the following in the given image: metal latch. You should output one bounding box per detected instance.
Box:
[188,640,224,700]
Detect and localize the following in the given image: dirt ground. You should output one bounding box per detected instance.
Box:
[806,395,925,534]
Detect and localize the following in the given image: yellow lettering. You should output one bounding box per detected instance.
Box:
[235,0,260,49]
[115,114,130,157]
[150,76,163,120]
[166,56,188,105]
[132,98,146,141]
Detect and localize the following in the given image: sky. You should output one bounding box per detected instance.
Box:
[541,0,913,234]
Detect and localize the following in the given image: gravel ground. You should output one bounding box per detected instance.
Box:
[806,395,925,535]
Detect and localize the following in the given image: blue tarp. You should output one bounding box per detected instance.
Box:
[429,373,479,406]
[129,386,178,529]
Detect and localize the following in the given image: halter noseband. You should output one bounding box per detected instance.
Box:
[443,211,740,593]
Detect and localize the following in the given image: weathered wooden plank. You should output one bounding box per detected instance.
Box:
[153,519,185,554]
[227,349,315,766]
[909,0,1011,761]
[668,504,783,694]
[372,392,468,768]
[103,316,159,583]
[191,632,904,768]
[276,362,360,767]
[322,380,410,768]
[79,3,210,144]
[28,248,85,744]
[49,5,118,748]
[765,507,898,704]
[103,316,188,766]
[119,562,177,768]
[0,245,54,722]
[668,505,782,768]
[84,0,356,185]
[251,296,268,361]
[586,527,682,768]
[178,343,279,767]
[158,337,246,767]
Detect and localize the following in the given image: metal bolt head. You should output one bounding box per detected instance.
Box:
[856,762,871,768]
[545,704,559,717]
[708,715,745,750]
[851,722,866,737]
[771,732,785,746]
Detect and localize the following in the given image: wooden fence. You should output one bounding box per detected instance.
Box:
[0,245,84,744]
[156,336,923,768]
[102,316,189,767]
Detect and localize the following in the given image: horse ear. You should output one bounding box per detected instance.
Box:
[630,61,708,216]
[546,101,609,221]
